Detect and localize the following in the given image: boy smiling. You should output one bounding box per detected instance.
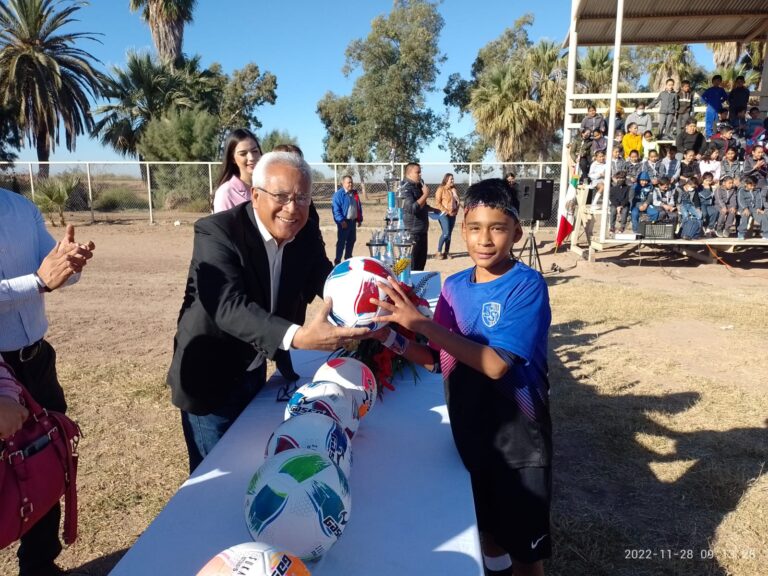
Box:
[371,179,553,576]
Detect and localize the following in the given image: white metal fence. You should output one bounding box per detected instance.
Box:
[0,161,563,227]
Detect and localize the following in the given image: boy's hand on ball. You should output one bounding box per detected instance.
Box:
[370,277,427,331]
[293,298,371,351]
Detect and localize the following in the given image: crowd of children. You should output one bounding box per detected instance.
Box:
[572,75,768,241]
[604,143,768,240]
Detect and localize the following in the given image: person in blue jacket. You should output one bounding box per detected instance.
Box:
[701,75,728,139]
[332,175,364,264]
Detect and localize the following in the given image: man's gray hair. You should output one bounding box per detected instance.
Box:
[252,151,313,190]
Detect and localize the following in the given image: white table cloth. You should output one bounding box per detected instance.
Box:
[111,342,483,575]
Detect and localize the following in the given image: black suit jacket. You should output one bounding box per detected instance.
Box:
[167,202,332,414]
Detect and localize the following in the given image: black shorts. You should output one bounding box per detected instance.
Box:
[444,367,553,563]
[471,465,552,564]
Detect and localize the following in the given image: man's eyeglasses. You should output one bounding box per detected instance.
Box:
[255,187,312,206]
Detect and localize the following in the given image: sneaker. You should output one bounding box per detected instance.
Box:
[738,234,746,241]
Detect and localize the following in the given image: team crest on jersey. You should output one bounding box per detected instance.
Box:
[481,302,501,328]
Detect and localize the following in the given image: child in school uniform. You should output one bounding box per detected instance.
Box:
[625,150,643,185]
[737,176,768,240]
[679,149,700,185]
[649,78,678,139]
[701,75,728,139]
[698,148,722,182]
[720,147,741,185]
[715,175,738,238]
[622,123,643,159]
[661,145,681,184]
[370,178,553,576]
[630,172,657,231]
[698,172,718,235]
[657,177,678,224]
[609,171,630,234]
[677,177,702,222]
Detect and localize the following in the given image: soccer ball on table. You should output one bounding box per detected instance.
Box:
[265,412,352,478]
[195,541,310,576]
[284,380,360,439]
[312,357,377,418]
[244,449,351,562]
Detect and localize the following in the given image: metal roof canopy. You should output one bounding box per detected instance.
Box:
[559,0,768,252]
[564,0,768,46]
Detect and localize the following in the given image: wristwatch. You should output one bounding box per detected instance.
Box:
[33,272,51,293]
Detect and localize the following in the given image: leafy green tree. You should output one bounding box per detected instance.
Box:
[0,101,20,163]
[576,46,638,94]
[259,129,298,152]
[129,0,196,65]
[468,39,566,162]
[136,106,219,161]
[706,42,741,69]
[0,0,104,177]
[712,65,761,91]
[319,0,447,163]
[218,63,277,134]
[634,45,701,92]
[93,51,194,159]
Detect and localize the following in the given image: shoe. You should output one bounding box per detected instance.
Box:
[738,234,746,241]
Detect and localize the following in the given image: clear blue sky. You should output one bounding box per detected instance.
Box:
[17,0,714,164]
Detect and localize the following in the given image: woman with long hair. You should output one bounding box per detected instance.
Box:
[212,128,263,213]
[434,173,460,259]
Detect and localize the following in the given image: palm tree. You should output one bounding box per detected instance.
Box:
[469,40,566,163]
[129,0,196,65]
[633,44,698,92]
[92,50,194,159]
[707,42,742,69]
[712,65,761,91]
[0,0,104,177]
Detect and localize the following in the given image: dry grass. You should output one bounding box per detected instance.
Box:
[1,211,767,575]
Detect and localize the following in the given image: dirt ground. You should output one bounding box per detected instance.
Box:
[1,207,767,576]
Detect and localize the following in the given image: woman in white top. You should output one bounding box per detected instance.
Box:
[212,128,263,213]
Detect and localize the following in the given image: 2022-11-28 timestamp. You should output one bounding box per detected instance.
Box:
[624,548,759,561]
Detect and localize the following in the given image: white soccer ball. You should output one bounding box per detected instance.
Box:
[265,412,352,478]
[313,357,377,418]
[244,449,351,562]
[284,381,360,439]
[323,256,394,330]
[195,542,309,576]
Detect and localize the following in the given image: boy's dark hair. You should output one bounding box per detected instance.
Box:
[736,75,745,82]
[643,130,653,137]
[658,177,670,186]
[669,145,678,152]
[720,175,733,184]
[612,171,626,181]
[629,149,639,157]
[702,171,713,180]
[666,78,674,84]
[743,176,757,186]
[686,118,697,126]
[749,106,760,114]
[684,148,696,155]
[464,178,520,220]
[681,80,690,86]
[712,75,722,82]
[686,176,700,187]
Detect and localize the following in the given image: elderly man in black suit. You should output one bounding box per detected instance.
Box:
[168,151,369,472]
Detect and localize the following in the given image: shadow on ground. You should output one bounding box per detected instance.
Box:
[546,319,768,576]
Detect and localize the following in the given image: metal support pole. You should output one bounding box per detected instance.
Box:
[468,163,474,186]
[559,0,579,221]
[334,164,338,192]
[86,162,94,223]
[28,163,35,200]
[208,163,214,212]
[146,163,154,225]
[599,0,626,244]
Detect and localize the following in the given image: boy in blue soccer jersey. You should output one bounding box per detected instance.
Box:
[370,178,552,576]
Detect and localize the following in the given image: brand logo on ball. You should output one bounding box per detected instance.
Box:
[271,554,293,576]
[309,480,349,537]
[481,302,501,328]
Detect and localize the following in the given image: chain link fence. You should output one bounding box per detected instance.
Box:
[0,161,563,227]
